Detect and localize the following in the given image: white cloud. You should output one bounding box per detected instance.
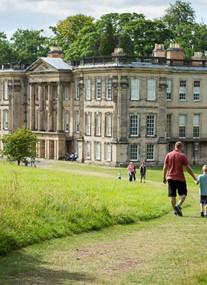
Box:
[0,0,207,38]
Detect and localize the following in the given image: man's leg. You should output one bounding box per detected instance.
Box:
[178,194,186,206]
[171,196,176,211]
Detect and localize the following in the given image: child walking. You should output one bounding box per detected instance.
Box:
[196,165,207,217]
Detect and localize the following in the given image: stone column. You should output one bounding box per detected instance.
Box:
[57,82,63,132]
[38,84,44,131]
[47,84,53,131]
[29,83,35,130]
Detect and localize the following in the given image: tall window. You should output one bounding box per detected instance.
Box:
[130,144,139,161]
[85,79,91,100]
[3,80,9,100]
[130,115,139,136]
[179,80,186,101]
[166,79,172,101]
[166,114,172,138]
[147,79,156,100]
[193,114,200,138]
[75,111,80,133]
[146,115,155,136]
[63,85,69,100]
[130,78,140,100]
[85,113,91,136]
[105,113,112,136]
[86,142,91,159]
[106,78,112,100]
[179,114,186,138]
[96,78,102,100]
[193,80,201,101]
[95,113,101,136]
[105,143,112,161]
[95,142,101,160]
[76,79,81,100]
[146,144,154,161]
[3,109,9,130]
[64,112,69,133]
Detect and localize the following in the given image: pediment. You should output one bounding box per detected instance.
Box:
[34,62,56,72]
[27,60,57,73]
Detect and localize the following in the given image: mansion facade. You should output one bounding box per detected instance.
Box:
[0,44,207,166]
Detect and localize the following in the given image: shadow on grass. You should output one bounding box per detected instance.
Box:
[0,250,95,285]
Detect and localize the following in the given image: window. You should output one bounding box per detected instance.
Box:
[179,80,186,101]
[130,144,139,161]
[146,144,154,161]
[193,114,200,138]
[147,79,156,100]
[179,114,186,138]
[76,79,81,100]
[86,142,91,159]
[193,80,201,101]
[166,80,172,101]
[3,109,9,130]
[64,112,69,132]
[3,80,9,100]
[146,115,155,136]
[85,79,91,100]
[85,113,91,136]
[130,115,139,136]
[105,143,112,161]
[106,78,112,100]
[96,78,102,100]
[75,111,80,133]
[166,114,172,138]
[63,85,69,100]
[105,113,112,136]
[130,78,140,100]
[95,113,101,136]
[95,142,101,160]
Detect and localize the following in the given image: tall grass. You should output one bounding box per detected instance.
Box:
[0,161,171,254]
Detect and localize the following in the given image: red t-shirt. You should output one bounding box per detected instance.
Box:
[164,150,188,181]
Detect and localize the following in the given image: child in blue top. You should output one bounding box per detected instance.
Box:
[196,164,207,217]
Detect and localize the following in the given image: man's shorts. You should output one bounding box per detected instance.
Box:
[200,195,207,204]
[168,179,188,197]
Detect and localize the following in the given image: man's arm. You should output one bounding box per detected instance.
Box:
[162,164,168,184]
[185,164,197,181]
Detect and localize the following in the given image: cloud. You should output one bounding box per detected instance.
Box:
[0,0,207,39]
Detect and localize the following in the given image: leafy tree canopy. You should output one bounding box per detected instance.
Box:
[1,126,38,165]
[10,29,49,64]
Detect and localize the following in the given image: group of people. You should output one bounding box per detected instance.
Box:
[163,141,207,217]
[127,161,147,183]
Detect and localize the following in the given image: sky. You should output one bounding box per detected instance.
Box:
[1,0,207,39]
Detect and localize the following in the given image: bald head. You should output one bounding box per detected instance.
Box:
[175,141,183,151]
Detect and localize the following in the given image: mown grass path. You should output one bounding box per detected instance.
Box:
[0,161,206,285]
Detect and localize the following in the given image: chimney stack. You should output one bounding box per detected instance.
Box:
[48,47,64,59]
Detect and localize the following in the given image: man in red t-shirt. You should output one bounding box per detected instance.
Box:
[163,141,197,216]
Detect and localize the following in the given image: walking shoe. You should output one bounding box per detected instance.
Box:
[175,204,182,216]
[173,211,178,216]
[204,214,207,218]
[201,212,204,217]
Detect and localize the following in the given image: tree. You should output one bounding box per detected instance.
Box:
[0,32,14,63]
[49,14,95,58]
[162,0,196,30]
[10,29,49,64]
[1,126,38,165]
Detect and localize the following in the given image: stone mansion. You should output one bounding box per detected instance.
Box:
[0,44,207,166]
